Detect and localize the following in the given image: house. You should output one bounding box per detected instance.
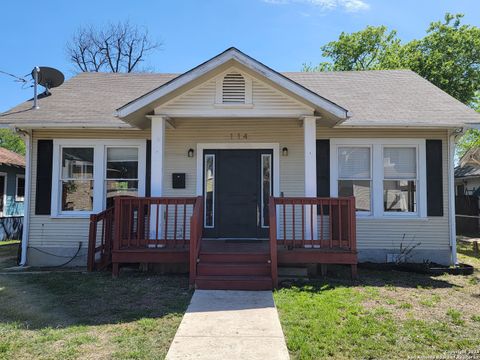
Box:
[0,147,25,241]
[455,147,480,196]
[1,48,479,289]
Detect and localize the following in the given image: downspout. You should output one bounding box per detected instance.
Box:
[18,129,32,266]
[448,128,462,266]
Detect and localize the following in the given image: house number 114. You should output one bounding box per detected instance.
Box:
[230,133,248,140]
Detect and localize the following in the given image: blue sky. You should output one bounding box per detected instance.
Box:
[1,0,479,112]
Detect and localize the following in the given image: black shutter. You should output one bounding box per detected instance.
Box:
[35,140,53,215]
[145,140,151,197]
[426,139,443,216]
[316,139,330,197]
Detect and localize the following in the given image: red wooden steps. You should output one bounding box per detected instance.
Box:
[195,248,273,290]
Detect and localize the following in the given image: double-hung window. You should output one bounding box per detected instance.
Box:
[383,147,417,214]
[52,140,146,217]
[337,147,371,212]
[331,139,426,218]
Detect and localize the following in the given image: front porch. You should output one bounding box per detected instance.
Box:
[87,195,357,290]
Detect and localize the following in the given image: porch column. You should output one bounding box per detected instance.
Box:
[303,116,318,242]
[151,116,166,196]
[150,116,166,239]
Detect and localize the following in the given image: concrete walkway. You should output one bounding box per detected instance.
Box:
[166,290,290,360]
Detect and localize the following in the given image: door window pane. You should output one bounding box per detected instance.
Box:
[61,147,94,211]
[105,147,139,208]
[261,154,272,227]
[204,154,215,228]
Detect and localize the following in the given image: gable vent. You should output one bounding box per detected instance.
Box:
[222,73,246,104]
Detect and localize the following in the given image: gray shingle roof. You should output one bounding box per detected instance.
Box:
[455,164,480,178]
[1,70,479,128]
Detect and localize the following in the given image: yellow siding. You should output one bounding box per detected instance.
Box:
[163,119,304,197]
[27,127,451,256]
[158,77,312,115]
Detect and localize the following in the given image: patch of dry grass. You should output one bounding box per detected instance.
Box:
[0,268,192,359]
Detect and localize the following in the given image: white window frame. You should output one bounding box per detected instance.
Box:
[15,174,25,202]
[51,139,146,218]
[330,139,427,219]
[335,145,373,216]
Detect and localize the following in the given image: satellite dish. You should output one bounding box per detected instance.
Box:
[31,67,64,90]
[31,66,64,109]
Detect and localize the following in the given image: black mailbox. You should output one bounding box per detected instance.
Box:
[172,173,186,189]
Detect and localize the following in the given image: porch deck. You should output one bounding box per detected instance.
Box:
[88,196,357,289]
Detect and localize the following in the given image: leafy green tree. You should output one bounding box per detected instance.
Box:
[306,13,480,157]
[0,129,25,155]
[303,25,402,72]
[401,14,480,105]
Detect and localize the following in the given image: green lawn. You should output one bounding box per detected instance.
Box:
[0,270,192,359]
[1,241,479,359]
[275,248,480,359]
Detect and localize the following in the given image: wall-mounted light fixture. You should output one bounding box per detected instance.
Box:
[282,147,289,156]
[187,148,194,158]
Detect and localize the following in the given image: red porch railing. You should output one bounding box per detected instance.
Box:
[268,196,357,285]
[87,207,114,271]
[112,197,200,250]
[270,196,356,250]
[88,196,203,278]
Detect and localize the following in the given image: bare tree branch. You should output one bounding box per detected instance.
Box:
[65,21,161,73]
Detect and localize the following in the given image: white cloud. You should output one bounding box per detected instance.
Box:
[263,0,370,12]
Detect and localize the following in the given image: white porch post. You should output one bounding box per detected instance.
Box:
[151,116,166,196]
[150,116,166,239]
[303,116,318,241]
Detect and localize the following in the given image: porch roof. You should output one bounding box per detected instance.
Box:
[1,48,479,129]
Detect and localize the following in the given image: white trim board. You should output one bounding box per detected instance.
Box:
[195,143,280,197]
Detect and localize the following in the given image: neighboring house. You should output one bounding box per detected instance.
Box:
[1,48,480,288]
[455,147,480,196]
[0,147,25,240]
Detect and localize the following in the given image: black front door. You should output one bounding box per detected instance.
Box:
[203,149,272,239]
